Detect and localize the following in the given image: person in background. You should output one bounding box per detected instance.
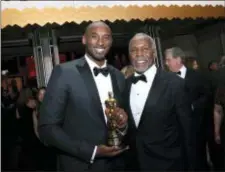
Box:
[113,54,123,70]
[33,87,57,171]
[207,56,225,171]
[1,76,18,170]
[121,53,134,78]
[11,79,19,97]
[121,65,135,78]
[165,47,210,171]
[185,57,199,70]
[121,54,128,67]
[208,61,219,72]
[16,88,38,170]
[33,87,46,138]
[213,83,225,170]
[207,60,219,92]
[217,56,225,83]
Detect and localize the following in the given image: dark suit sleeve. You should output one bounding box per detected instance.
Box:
[192,73,210,110]
[174,78,194,170]
[38,65,95,163]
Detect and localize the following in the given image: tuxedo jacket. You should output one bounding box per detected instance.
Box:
[184,68,210,114]
[184,69,210,142]
[184,68,211,168]
[124,69,194,171]
[38,57,126,172]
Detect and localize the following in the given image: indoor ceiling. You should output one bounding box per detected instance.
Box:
[2,18,225,59]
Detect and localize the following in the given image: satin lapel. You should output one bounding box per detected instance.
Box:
[76,58,107,128]
[108,66,122,107]
[138,69,166,129]
[126,76,137,128]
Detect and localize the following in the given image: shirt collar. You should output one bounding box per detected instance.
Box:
[178,65,187,78]
[179,65,186,73]
[134,64,157,82]
[85,54,107,71]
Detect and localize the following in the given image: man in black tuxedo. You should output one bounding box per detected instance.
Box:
[165,47,210,170]
[124,33,194,171]
[38,21,128,172]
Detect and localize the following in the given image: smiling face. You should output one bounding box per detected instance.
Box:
[82,22,112,62]
[129,34,155,73]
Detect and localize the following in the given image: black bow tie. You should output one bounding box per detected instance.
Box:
[93,67,109,77]
[131,75,147,84]
[176,71,181,75]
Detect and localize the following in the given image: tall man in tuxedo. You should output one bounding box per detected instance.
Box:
[124,33,194,171]
[165,47,210,170]
[38,21,128,172]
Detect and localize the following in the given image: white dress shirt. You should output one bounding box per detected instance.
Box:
[177,65,187,79]
[130,65,157,127]
[85,55,113,163]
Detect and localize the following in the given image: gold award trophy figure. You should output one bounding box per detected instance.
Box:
[105,92,124,148]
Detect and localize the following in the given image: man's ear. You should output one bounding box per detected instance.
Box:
[177,56,182,63]
[82,35,86,45]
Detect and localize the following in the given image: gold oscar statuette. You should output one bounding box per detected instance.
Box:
[105,92,123,148]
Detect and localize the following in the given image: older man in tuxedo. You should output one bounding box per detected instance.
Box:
[165,47,210,170]
[38,21,128,172]
[124,33,194,171]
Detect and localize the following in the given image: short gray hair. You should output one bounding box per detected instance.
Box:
[129,33,157,58]
[165,47,186,61]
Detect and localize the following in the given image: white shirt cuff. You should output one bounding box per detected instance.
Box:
[90,146,97,164]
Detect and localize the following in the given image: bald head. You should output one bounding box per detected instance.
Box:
[85,21,111,35]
